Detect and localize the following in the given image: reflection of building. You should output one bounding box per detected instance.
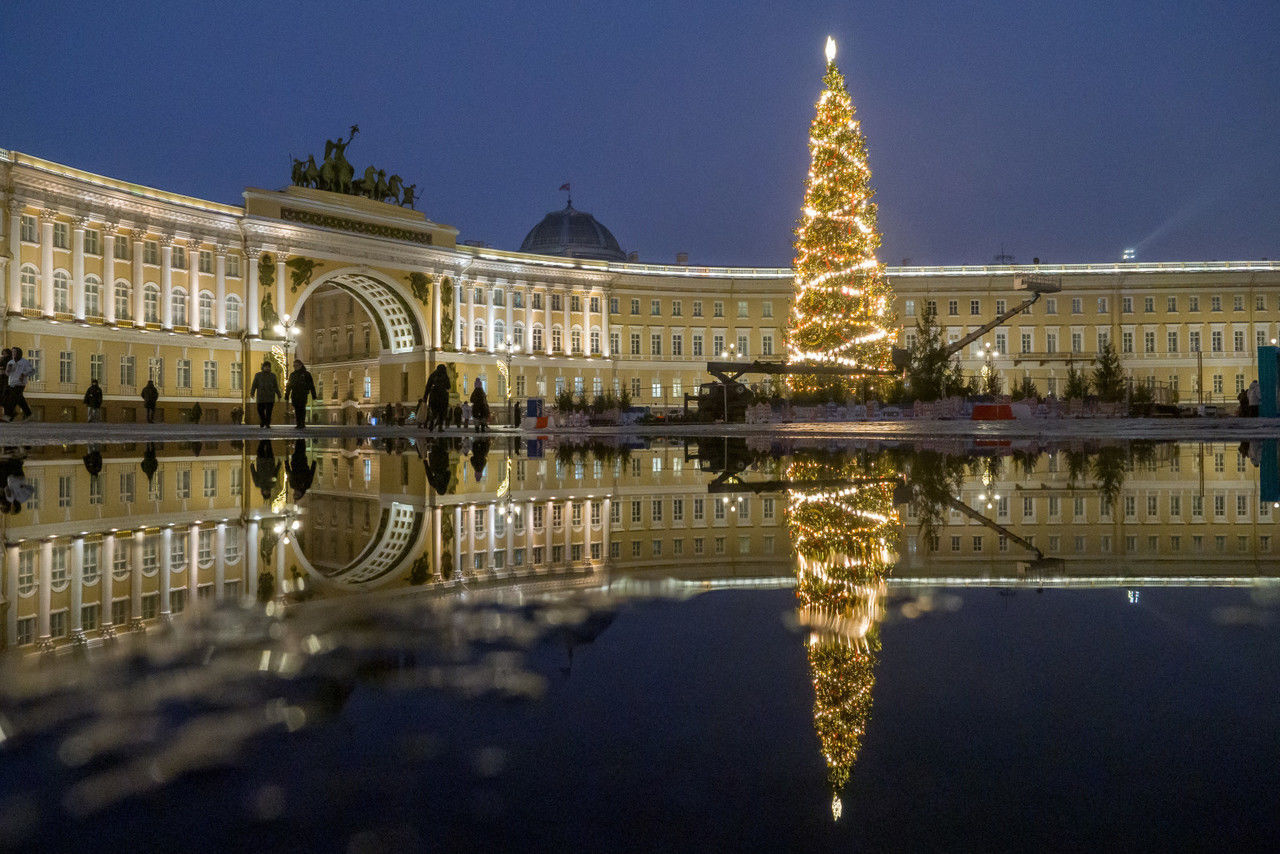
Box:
[3,149,1278,427]
[787,457,898,819]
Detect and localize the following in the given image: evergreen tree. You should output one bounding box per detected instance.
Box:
[787,38,895,396]
[1064,362,1091,400]
[1092,341,1127,402]
[904,308,949,401]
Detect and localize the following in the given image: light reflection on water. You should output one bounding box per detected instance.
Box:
[1,436,1279,849]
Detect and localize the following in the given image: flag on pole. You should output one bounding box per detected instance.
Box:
[559,183,570,192]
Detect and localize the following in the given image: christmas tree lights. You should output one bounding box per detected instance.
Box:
[787,454,900,819]
[786,37,896,395]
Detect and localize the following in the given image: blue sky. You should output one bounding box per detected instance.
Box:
[3,0,1277,266]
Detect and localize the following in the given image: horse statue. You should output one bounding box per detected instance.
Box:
[402,184,419,209]
[319,127,358,194]
[385,174,404,205]
[354,165,379,198]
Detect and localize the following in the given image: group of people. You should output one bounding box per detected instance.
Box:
[249,359,318,428]
[0,347,37,422]
[419,366,490,432]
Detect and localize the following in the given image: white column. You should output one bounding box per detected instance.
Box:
[583,502,593,563]
[601,291,611,357]
[275,252,287,325]
[562,289,571,352]
[38,540,52,643]
[545,499,554,564]
[432,506,443,581]
[131,531,145,628]
[467,282,477,352]
[523,286,535,347]
[505,504,514,571]
[70,537,85,641]
[544,291,553,353]
[103,229,117,324]
[132,231,146,327]
[101,536,116,632]
[487,505,497,568]
[452,279,462,350]
[160,238,174,328]
[602,497,612,564]
[430,274,441,349]
[466,505,477,571]
[214,522,227,598]
[6,199,21,311]
[5,545,19,647]
[72,217,87,319]
[486,283,496,352]
[245,519,260,605]
[160,527,173,616]
[189,239,202,331]
[189,523,201,603]
[246,249,261,336]
[452,506,462,579]
[40,213,55,317]
[215,248,227,333]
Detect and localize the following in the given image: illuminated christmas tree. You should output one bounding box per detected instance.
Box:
[787,454,899,819]
[787,37,896,395]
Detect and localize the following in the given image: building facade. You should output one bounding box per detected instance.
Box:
[3,148,1279,423]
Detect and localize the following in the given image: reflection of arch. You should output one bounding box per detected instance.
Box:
[293,501,426,587]
[294,268,426,354]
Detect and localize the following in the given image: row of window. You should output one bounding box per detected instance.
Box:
[22,350,245,391]
[925,532,1272,555]
[908,293,1272,319]
[13,584,246,645]
[458,288,771,321]
[13,529,244,597]
[910,326,1270,357]
[23,467,243,513]
[16,265,243,327]
[18,215,244,276]
[459,321,772,358]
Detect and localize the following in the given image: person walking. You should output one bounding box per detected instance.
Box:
[1247,379,1261,417]
[250,361,282,428]
[285,359,317,429]
[140,379,160,423]
[469,377,490,433]
[0,350,10,421]
[84,378,104,422]
[422,365,450,431]
[4,347,36,422]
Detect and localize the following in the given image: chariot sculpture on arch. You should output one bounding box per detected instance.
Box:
[290,125,420,208]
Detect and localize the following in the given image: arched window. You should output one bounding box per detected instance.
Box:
[143,283,161,323]
[513,323,525,349]
[570,327,583,354]
[171,287,188,326]
[53,270,71,313]
[532,325,544,352]
[198,291,214,328]
[473,320,486,349]
[19,264,37,310]
[493,319,506,347]
[114,280,132,321]
[551,326,563,353]
[225,295,241,332]
[84,275,103,318]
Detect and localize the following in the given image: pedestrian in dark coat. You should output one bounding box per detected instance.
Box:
[469,378,490,433]
[286,438,316,499]
[249,361,282,428]
[285,359,317,429]
[423,365,450,431]
[141,380,160,423]
[84,378,104,422]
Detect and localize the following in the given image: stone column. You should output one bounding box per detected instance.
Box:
[37,540,52,647]
[131,531,145,631]
[132,230,146,327]
[215,522,227,598]
[40,213,55,317]
[161,236,175,327]
[160,527,173,617]
[601,291,611,357]
[562,289,571,352]
[101,536,116,637]
[602,497,612,564]
[452,506,462,580]
[189,523,201,603]
[189,239,202,331]
[5,545,19,648]
[6,199,21,311]
[275,251,287,324]
[245,519,260,605]
[246,248,261,336]
[452,279,462,350]
[69,537,85,644]
[432,506,443,581]
[487,504,497,569]
[545,499,554,565]
[72,217,87,320]
[544,290,553,353]
[467,282,477,352]
[486,283,496,352]
[215,247,227,333]
[505,503,514,571]
[103,228,117,324]
[430,273,441,350]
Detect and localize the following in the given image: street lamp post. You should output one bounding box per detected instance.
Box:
[498,336,519,426]
[274,313,303,420]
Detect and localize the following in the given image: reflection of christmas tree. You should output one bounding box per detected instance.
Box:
[787,454,898,819]
[786,37,896,396]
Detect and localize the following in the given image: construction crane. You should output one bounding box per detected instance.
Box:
[929,274,1062,364]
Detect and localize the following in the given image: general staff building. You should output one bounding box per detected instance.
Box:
[2,149,1278,422]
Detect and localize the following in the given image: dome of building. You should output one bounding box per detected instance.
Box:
[519,201,627,262]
